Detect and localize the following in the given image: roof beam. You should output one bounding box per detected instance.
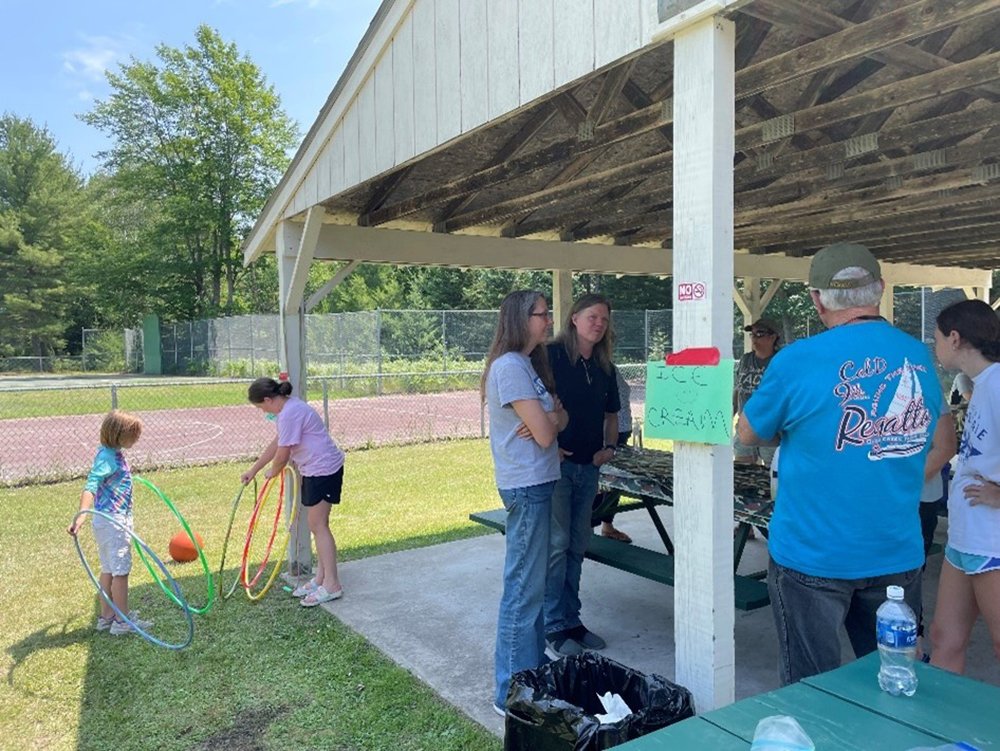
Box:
[434,102,559,223]
[744,0,1000,101]
[366,97,673,227]
[442,51,1000,233]
[735,0,1000,99]
[303,224,991,288]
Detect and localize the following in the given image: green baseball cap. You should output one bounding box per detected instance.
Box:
[809,242,882,289]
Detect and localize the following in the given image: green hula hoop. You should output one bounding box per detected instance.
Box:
[133,476,215,615]
[218,478,257,601]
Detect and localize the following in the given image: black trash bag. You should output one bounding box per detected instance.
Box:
[503,652,694,751]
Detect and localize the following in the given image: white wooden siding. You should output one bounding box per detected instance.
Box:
[358,76,377,180]
[412,0,438,154]
[342,101,360,190]
[393,13,416,164]
[519,0,554,104]
[488,0,520,121]
[374,45,395,174]
[554,0,595,87]
[281,0,655,219]
[460,0,489,132]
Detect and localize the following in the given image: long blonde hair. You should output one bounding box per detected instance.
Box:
[554,293,615,375]
[481,290,553,401]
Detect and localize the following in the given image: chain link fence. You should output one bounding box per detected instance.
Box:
[1,291,984,486]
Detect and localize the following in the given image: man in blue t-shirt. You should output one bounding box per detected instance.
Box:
[738,242,947,685]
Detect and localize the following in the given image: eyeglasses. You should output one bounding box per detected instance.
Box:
[751,330,776,338]
[530,311,554,319]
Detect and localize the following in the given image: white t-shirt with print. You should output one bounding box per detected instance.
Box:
[948,363,1000,557]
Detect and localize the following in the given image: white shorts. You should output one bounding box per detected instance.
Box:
[92,513,134,576]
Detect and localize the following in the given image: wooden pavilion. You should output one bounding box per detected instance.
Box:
[244,0,999,711]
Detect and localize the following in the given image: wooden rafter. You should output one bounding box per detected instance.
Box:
[431,102,559,224]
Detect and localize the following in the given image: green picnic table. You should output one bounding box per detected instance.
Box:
[616,654,1000,749]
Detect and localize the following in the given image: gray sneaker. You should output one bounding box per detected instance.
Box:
[109,612,153,636]
[545,633,585,660]
[567,624,606,650]
[96,616,113,632]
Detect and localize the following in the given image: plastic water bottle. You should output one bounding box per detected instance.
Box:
[877,585,918,696]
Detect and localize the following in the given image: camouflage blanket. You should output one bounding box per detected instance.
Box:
[600,447,775,529]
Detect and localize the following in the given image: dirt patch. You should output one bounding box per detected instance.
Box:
[195,705,287,750]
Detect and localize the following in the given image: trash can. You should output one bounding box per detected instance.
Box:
[503,653,695,750]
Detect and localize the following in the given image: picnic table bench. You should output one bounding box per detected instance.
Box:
[469,448,774,611]
[617,652,1000,749]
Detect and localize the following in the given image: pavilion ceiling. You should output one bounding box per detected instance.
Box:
[318,0,1000,270]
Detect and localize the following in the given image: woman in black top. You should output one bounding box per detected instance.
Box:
[543,294,620,658]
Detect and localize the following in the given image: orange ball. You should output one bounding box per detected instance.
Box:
[168,531,204,563]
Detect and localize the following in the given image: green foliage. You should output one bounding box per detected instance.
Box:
[0,115,84,358]
[81,25,298,318]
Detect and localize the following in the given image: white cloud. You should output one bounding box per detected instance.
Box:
[62,35,125,82]
[78,89,93,101]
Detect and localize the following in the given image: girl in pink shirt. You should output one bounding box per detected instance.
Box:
[242,377,346,606]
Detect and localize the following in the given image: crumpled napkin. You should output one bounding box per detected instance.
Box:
[594,691,633,724]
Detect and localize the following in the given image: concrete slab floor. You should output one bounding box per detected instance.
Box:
[316,509,1000,739]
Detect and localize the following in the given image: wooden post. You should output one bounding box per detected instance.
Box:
[734,277,761,352]
[552,269,574,334]
[276,219,313,576]
[671,14,736,712]
[880,276,895,324]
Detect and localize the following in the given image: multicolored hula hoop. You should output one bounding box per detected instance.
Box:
[132,476,215,615]
[218,478,257,601]
[240,465,300,602]
[73,509,194,650]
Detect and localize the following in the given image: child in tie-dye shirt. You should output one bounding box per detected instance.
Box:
[68,410,149,636]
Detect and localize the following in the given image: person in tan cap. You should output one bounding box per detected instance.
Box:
[734,317,781,467]
[737,241,950,684]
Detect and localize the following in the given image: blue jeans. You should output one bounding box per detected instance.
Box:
[494,481,555,708]
[545,462,600,635]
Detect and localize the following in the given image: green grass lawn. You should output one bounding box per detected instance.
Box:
[0,440,502,751]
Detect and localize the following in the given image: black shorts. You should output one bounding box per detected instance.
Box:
[301,468,344,507]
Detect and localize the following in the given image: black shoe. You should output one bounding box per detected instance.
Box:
[567,624,606,650]
[545,632,585,659]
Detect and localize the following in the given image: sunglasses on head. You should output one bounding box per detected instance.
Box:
[751,330,776,338]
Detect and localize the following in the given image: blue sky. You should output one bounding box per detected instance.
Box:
[1,0,383,175]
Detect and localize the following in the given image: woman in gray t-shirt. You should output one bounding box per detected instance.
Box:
[482,290,567,714]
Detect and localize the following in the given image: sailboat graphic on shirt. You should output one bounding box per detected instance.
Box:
[869,358,929,460]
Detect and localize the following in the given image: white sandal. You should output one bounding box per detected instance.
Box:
[301,585,343,607]
[291,578,319,598]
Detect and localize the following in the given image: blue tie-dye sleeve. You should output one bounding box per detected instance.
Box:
[84,449,115,494]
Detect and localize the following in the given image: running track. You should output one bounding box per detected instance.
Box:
[2,390,487,485]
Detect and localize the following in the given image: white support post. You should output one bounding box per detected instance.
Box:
[734,277,761,352]
[276,219,313,576]
[671,15,736,712]
[552,269,574,334]
[285,206,324,315]
[963,286,990,302]
[306,260,361,313]
[880,277,895,324]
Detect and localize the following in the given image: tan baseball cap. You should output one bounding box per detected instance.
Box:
[809,242,882,290]
[743,318,780,335]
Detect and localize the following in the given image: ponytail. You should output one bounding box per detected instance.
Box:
[936,299,1000,362]
[248,377,293,403]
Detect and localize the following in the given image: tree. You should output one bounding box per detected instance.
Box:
[82,25,298,316]
[0,115,84,357]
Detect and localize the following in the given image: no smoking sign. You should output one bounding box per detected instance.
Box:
[677,282,707,302]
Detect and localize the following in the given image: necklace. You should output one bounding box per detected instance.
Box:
[837,314,885,328]
[581,357,592,385]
